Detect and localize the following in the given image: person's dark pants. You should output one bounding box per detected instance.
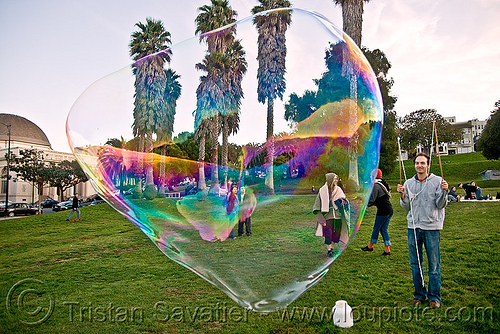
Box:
[238,217,252,236]
[323,219,342,244]
[475,188,488,200]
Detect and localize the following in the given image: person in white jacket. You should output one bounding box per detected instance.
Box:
[313,173,348,257]
[397,153,448,309]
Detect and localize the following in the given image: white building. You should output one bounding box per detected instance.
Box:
[445,116,487,155]
[0,114,94,203]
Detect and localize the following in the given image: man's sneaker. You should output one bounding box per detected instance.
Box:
[382,251,391,256]
[327,249,334,257]
[429,300,441,309]
[361,246,373,251]
[411,298,423,306]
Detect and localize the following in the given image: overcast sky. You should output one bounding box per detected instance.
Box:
[1,0,498,152]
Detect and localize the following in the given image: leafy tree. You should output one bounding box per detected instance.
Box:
[284,46,399,176]
[70,160,88,192]
[9,149,51,214]
[379,110,398,175]
[175,132,201,161]
[284,90,318,125]
[398,109,462,155]
[105,137,126,148]
[363,48,398,175]
[153,143,188,159]
[333,0,371,46]
[477,100,500,160]
[252,0,292,194]
[284,42,352,123]
[49,160,88,201]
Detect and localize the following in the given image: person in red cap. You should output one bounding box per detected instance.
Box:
[361,169,393,255]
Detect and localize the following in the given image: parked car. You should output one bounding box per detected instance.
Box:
[40,198,59,208]
[52,201,73,212]
[0,202,38,217]
[123,188,134,196]
[84,194,102,203]
[90,200,106,206]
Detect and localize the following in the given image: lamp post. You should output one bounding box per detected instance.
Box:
[0,122,11,207]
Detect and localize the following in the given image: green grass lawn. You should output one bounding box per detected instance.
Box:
[1,184,499,333]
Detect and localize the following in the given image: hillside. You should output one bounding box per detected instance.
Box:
[385,152,500,188]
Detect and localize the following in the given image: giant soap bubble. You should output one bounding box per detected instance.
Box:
[67,9,383,312]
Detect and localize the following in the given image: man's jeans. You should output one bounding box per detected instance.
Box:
[476,187,488,200]
[408,228,441,302]
[370,214,392,246]
[67,208,80,220]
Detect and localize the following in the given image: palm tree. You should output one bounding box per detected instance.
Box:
[195,52,230,187]
[157,68,182,196]
[333,0,371,46]
[252,0,292,194]
[195,0,238,189]
[195,0,237,53]
[129,17,172,199]
[333,0,371,191]
[194,119,211,191]
[156,69,182,143]
[221,40,247,186]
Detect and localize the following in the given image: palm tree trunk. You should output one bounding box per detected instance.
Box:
[344,48,360,191]
[210,114,220,187]
[145,133,154,186]
[221,115,229,189]
[198,135,207,191]
[37,181,43,215]
[265,99,274,193]
[133,135,144,199]
[341,0,364,46]
[158,145,167,197]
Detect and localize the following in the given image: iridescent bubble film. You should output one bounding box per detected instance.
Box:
[67,9,383,312]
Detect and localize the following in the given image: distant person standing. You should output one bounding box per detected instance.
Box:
[397,153,448,309]
[361,169,393,255]
[66,193,81,221]
[313,172,347,257]
[238,187,257,237]
[224,185,239,239]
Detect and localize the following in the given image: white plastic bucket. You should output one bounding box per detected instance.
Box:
[332,300,354,328]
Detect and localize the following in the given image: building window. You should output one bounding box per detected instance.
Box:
[1,180,6,194]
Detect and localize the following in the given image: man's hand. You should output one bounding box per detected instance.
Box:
[441,180,448,191]
[397,184,405,200]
